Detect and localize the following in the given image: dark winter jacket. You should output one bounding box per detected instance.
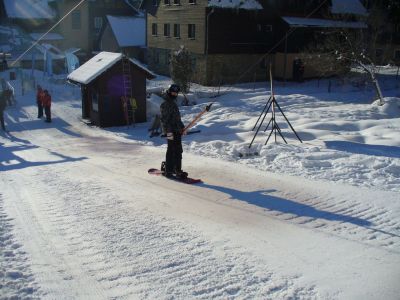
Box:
[37,88,44,105]
[42,92,51,108]
[160,92,184,134]
[0,91,6,111]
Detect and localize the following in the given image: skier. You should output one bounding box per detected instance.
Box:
[36,85,44,118]
[42,89,52,123]
[0,90,7,131]
[160,84,188,179]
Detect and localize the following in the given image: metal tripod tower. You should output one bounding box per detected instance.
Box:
[249,66,302,149]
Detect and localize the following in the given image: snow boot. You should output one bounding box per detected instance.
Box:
[161,161,173,178]
[175,170,188,179]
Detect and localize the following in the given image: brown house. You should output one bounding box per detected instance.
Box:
[67,51,155,128]
[99,15,147,63]
[142,0,368,85]
[53,0,138,61]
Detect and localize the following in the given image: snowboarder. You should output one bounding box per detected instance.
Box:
[0,90,7,131]
[36,85,44,118]
[160,84,187,179]
[42,89,52,123]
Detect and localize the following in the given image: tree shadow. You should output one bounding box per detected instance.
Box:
[201,183,372,227]
[325,140,400,158]
[4,113,81,138]
[0,133,87,172]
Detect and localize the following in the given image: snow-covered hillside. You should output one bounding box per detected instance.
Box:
[1,67,399,299]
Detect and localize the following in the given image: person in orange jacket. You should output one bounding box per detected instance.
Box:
[36,85,44,118]
[42,89,52,123]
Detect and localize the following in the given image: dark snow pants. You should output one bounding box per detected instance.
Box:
[45,106,51,122]
[165,132,183,174]
[0,110,5,130]
[37,102,43,118]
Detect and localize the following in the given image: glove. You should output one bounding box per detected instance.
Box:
[166,132,174,140]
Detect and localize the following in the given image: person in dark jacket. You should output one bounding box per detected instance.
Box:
[36,85,44,118]
[160,84,187,178]
[42,89,52,123]
[0,90,7,131]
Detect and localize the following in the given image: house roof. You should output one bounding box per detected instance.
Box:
[67,51,155,85]
[282,17,367,29]
[106,15,145,47]
[3,0,56,19]
[208,0,262,10]
[330,0,368,16]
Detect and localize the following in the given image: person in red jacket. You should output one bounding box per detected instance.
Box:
[36,85,44,118]
[42,89,52,123]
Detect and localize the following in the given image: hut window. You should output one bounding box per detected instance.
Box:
[173,0,180,5]
[164,0,170,5]
[189,0,196,4]
[92,92,99,112]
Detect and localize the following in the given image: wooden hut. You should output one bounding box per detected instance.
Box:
[67,51,155,127]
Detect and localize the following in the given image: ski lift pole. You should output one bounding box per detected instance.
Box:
[182,103,213,134]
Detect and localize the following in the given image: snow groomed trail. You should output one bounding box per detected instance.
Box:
[1,111,399,299]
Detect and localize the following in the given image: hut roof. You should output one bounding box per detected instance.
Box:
[67,51,155,85]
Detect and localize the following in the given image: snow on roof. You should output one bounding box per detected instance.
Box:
[106,15,145,47]
[68,52,122,84]
[3,0,56,19]
[128,57,156,78]
[30,33,64,41]
[208,0,262,10]
[67,51,155,85]
[330,0,368,16]
[282,17,367,29]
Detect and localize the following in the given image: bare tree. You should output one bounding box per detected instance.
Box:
[303,29,385,105]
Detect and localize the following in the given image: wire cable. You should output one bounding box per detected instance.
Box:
[10,0,87,67]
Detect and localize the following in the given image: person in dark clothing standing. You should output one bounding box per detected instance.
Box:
[36,85,44,118]
[42,89,52,123]
[0,91,7,131]
[160,84,187,179]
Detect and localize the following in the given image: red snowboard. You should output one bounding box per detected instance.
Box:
[148,168,202,184]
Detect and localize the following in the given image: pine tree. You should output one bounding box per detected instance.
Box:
[170,46,193,93]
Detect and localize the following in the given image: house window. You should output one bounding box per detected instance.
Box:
[375,48,383,58]
[257,24,272,32]
[164,0,170,5]
[191,57,196,69]
[173,0,180,4]
[152,23,158,36]
[189,0,196,4]
[188,24,196,39]
[154,50,160,64]
[71,10,81,30]
[174,24,180,38]
[94,17,102,29]
[164,24,170,37]
[394,49,400,61]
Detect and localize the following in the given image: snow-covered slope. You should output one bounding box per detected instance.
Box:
[1,68,399,299]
